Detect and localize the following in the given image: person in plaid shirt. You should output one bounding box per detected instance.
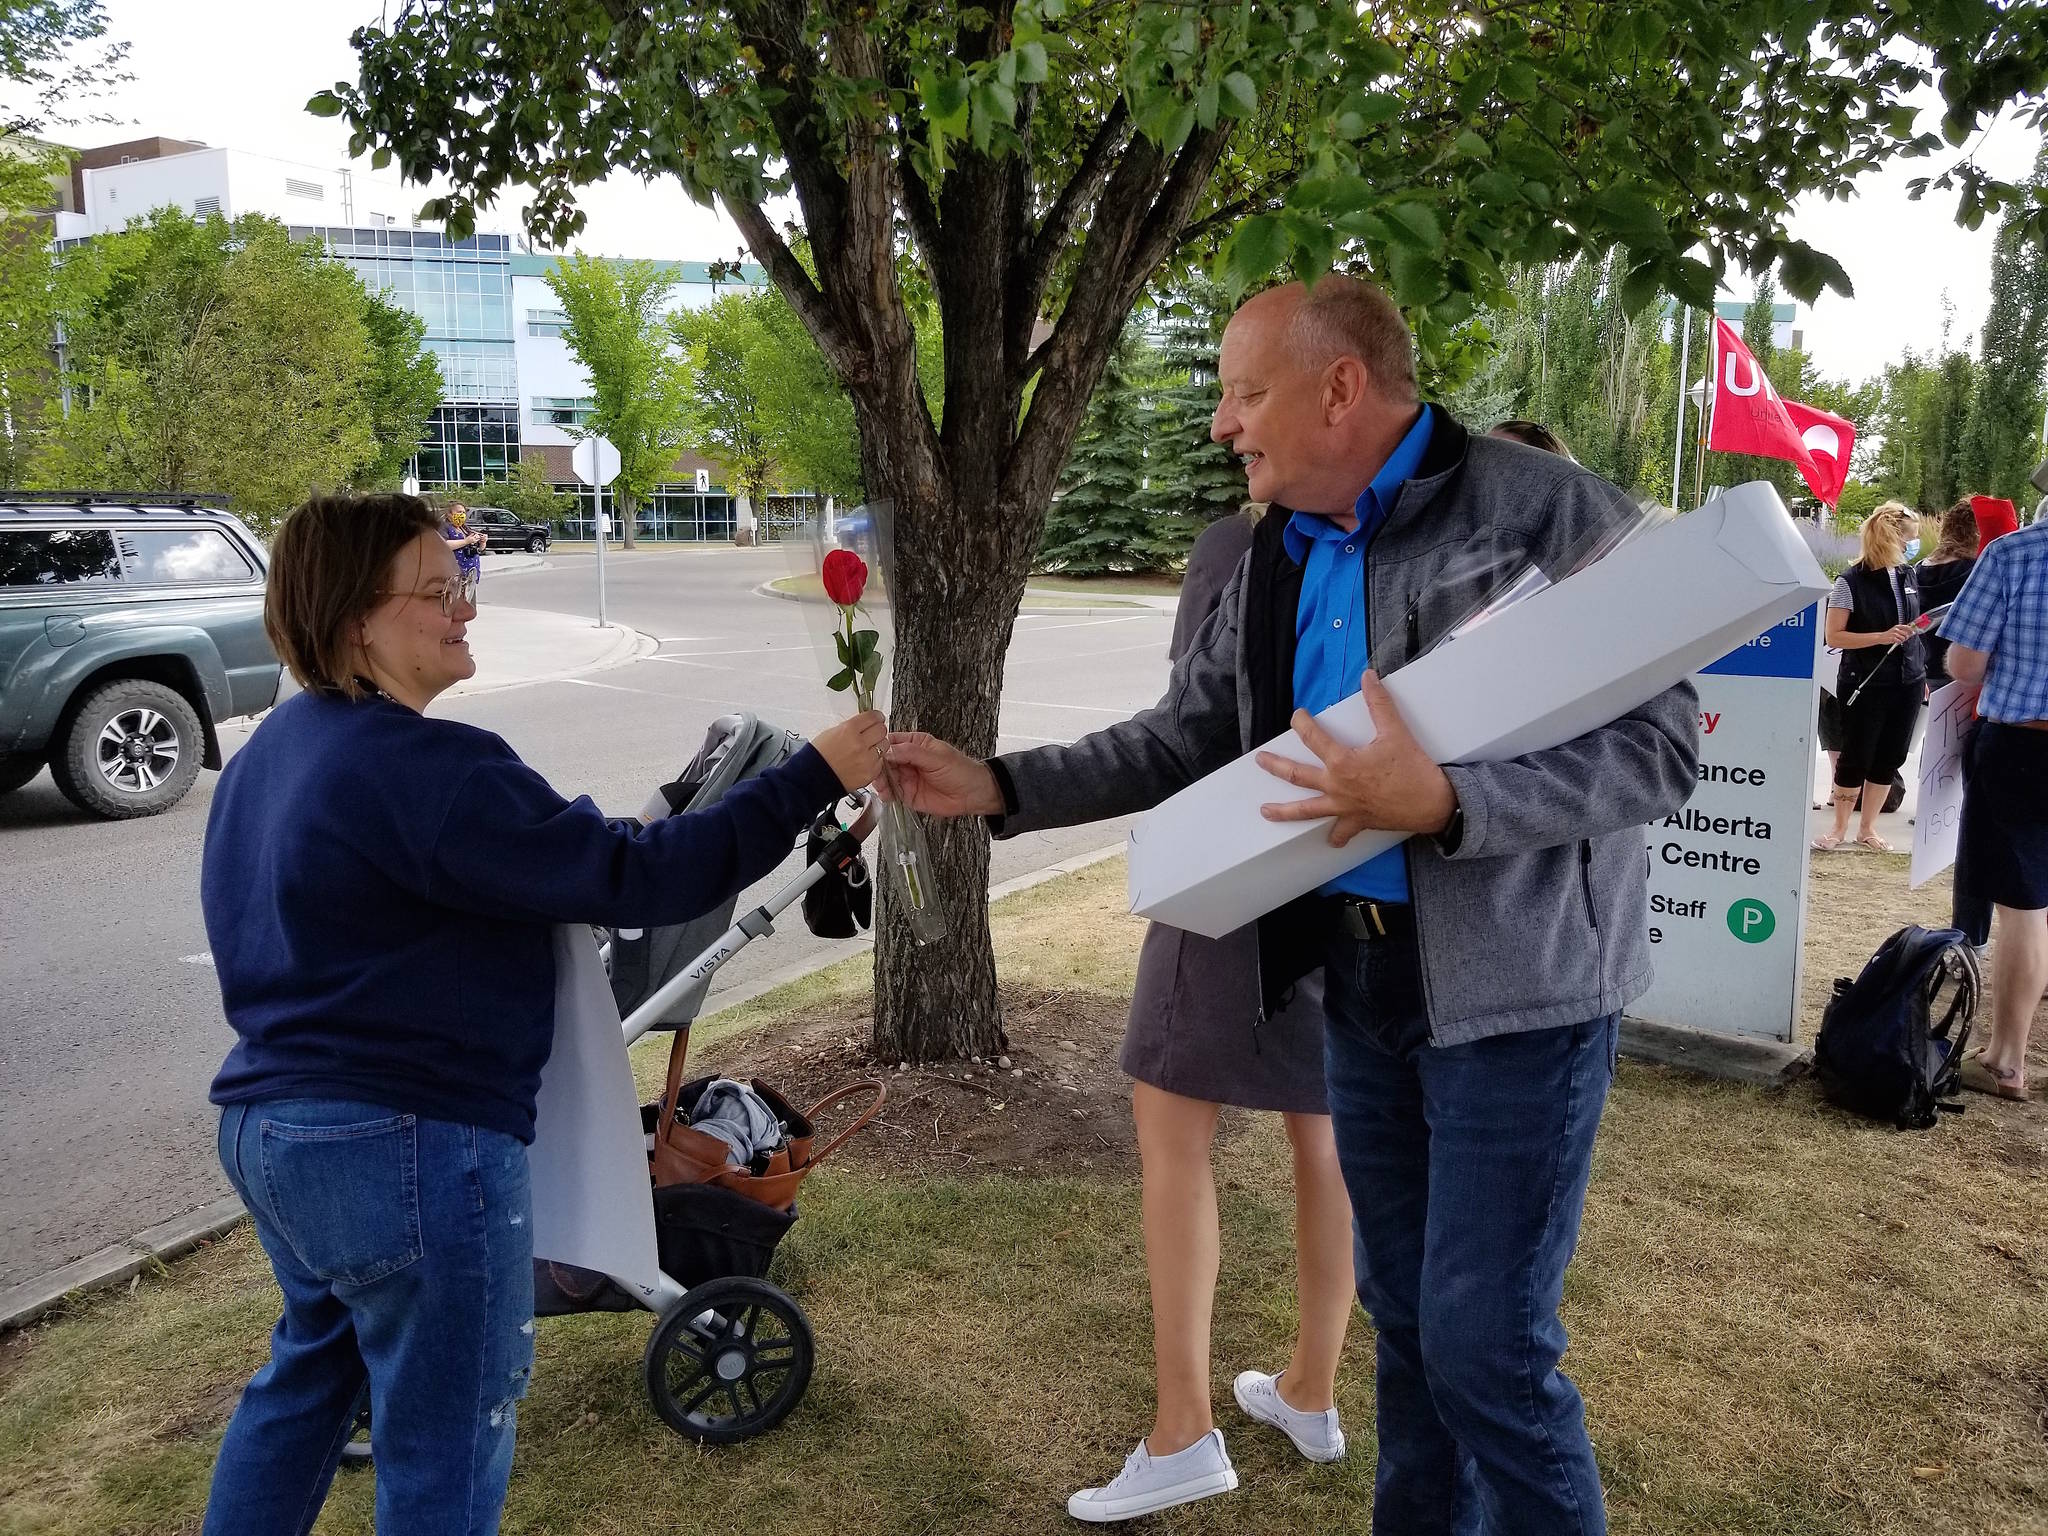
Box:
[1940,518,2048,1100]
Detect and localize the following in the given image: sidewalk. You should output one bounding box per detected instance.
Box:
[448,603,657,697]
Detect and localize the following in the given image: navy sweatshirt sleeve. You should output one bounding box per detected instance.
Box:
[204,690,849,1143]
[427,742,846,928]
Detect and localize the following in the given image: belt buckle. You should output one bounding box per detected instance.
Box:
[1342,899,1391,941]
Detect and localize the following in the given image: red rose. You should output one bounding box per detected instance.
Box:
[821,548,868,607]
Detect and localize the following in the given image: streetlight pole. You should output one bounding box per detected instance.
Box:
[1669,307,1691,511]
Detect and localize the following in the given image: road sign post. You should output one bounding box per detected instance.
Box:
[570,435,622,629]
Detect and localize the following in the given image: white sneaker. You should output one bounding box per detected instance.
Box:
[1232,1369,1346,1462]
[1066,1429,1239,1522]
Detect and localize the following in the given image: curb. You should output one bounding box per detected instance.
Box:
[0,843,1129,1331]
[0,1194,246,1333]
[751,580,1149,617]
[479,552,548,575]
[446,616,660,699]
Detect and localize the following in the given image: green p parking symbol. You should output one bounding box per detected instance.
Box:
[1727,899,1776,944]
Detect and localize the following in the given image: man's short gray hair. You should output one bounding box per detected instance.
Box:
[1287,276,1418,403]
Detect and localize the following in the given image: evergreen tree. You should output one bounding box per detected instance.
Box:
[1143,279,1242,564]
[1038,330,1173,575]
[1959,144,2048,506]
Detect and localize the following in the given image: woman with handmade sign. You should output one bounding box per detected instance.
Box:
[1814,502,1925,853]
[196,493,885,1534]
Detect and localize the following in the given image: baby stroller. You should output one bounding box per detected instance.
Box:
[342,715,884,1464]
[541,712,886,1444]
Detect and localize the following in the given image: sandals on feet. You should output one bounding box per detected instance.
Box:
[1957,1053,2029,1102]
[1855,834,1893,853]
[1811,834,1845,852]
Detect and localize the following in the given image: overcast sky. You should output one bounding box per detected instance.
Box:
[48,1,2047,389]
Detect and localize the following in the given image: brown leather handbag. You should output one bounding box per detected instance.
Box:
[649,1028,885,1212]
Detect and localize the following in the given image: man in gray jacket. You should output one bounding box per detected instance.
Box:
[887,276,1698,1532]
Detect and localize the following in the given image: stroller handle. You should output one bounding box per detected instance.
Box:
[617,791,881,1049]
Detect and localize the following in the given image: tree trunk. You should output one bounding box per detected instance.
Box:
[618,486,638,550]
[869,474,1032,1065]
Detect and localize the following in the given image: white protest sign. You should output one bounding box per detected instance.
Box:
[1910,681,1977,889]
[1631,604,1820,1042]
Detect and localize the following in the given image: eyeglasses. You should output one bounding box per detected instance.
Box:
[376,574,477,618]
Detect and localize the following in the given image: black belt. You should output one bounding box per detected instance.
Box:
[1329,897,1414,943]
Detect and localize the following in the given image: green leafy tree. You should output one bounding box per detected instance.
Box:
[34,210,418,529]
[325,1,2048,1063]
[1959,145,2048,506]
[485,452,576,528]
[670,295,777,517]
[1039,329,1176,573]
[545,253,690,549]
[674,288,866,504]
[0,210,57,485]
[0,0,130,138]
[357,296,443,490]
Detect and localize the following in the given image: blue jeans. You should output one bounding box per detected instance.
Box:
[205,1100,535,1536]
[1323,929,1615,1536]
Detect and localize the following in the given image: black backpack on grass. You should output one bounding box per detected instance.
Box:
[1815,925,1981,1130]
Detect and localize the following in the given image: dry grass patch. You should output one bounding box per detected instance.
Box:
[5,853,2047,1535]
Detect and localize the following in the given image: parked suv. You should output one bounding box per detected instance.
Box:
[467,505,551,554]
[0,495,282,818]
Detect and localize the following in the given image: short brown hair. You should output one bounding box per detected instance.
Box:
[265,493,442,698]
[1934,497,1978,561]
[1288,274,1418,403]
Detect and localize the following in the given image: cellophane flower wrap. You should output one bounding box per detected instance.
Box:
[791,501,945,944]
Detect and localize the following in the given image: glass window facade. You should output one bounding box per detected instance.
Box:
[556,484,737,543]
[415,404,520,486]
[290,226,521,486]
[528,309,569,337]
[531,396,594,428]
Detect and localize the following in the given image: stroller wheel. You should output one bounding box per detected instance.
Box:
[643,1276,814,1443]
[337,1395,373,1469]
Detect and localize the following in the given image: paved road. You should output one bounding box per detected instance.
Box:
[0,546,1176,1290]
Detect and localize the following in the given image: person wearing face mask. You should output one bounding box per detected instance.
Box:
[196,493,885,1534]
[1814,502,1925,853]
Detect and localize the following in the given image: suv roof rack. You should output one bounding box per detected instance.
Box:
[0,489,236,508]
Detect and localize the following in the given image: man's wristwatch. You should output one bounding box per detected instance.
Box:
[1433,799,1465,856]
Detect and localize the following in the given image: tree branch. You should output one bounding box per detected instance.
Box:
[719,194,866,384]
[1020,98,1130,322]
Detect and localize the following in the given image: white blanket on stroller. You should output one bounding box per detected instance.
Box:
[526,925,663,1297]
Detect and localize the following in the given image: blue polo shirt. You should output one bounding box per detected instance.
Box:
[1282,406,1433,902]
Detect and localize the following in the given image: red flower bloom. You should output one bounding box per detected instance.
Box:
[821,548,868,607]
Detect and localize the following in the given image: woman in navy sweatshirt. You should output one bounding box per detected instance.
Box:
[198,493,883,1535]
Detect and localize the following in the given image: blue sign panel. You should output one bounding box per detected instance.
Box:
[1700,602,1820,680]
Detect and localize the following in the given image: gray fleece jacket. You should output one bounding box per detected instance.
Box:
[990,406,1700,1046]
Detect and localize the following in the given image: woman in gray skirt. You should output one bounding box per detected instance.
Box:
[1067,509,1356,1523]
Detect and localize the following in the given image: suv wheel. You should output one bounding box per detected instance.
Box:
[50,679,205,819]
[527,533,547,554]
[0,754,44,795]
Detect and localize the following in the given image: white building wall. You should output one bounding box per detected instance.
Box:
[79,146,429,236]
[81,148,230,232]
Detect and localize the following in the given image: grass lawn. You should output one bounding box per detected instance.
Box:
[4,857,2044,1535]
[1029,573,1187,597]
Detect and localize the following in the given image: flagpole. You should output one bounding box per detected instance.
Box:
[1669,306,1691,510]
[1693,318,1714,508]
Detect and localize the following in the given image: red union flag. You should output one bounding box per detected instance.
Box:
[1706,318,1854,507]
[1781,399,1855,507]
